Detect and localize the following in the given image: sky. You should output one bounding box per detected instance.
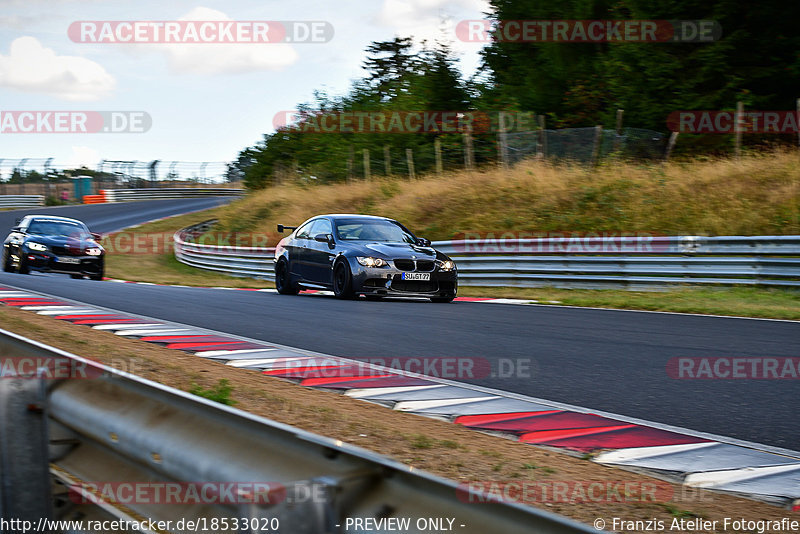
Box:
[0,0,491,174]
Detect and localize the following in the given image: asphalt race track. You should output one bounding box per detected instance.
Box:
[0,197,229,235]
[1,200,798,450]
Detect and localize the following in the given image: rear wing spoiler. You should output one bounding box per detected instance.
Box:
[277,224,297,233]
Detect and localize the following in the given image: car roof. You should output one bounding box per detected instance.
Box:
[319,214,394,222]
[24,215,85,225]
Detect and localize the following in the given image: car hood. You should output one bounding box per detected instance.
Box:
[26,234,102,251]
[354,242,437,259]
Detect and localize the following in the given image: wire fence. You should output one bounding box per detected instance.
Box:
[2,125,669,192]
[314,126,669,183]
[0,158,234,185]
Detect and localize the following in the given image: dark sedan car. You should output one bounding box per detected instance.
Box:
[2,215,105,280]
[274,214,457,302]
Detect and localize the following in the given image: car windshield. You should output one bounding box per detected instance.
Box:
[335,219,416,244]
[27,220,89,238]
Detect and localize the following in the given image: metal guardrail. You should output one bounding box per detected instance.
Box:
[103,188,244,202]
[174,221,800,288]
[0,328,593,533]
[0,195,44,208]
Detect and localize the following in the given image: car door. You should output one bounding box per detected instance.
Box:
[304,218,335,285]
[288,220,315,280]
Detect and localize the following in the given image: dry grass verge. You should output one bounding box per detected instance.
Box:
[0,305,793,532]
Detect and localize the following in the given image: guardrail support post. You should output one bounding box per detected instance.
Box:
[0,375,53,521]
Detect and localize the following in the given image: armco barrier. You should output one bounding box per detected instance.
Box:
[81,194,105,204]
[173,221,800,288]
[0,328,594,533]
[0,195,44,208]
[102,188,244,202]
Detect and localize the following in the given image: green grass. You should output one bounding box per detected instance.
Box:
[458,286,800,320]
[189,379,237,405]
[98,158,800,321]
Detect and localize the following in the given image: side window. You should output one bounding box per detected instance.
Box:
[295,220,315,239]
[310,219,332,237]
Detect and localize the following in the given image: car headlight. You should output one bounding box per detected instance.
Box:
[85,248,103,256]
[357,256,387,267]
[438,259,456,271]
[28,242,47,252]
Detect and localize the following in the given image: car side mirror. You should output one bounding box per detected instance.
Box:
[91,232,102,241]
[417,237,431,246]
[11,226,22,233]
[314,233,335,247]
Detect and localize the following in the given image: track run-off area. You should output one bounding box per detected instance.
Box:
[1,199,798,450]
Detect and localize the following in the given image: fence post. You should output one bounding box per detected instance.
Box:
[591,125,603,166]
[0,376,54,522]
[384,145,392,176]
[497,132,508,168]
[363,149,371,181]
[735,100,743,159]
[664,132,679,160]
[434,138,443,175]
[614,109,624,153]
[463,131,475,170]
[347,146,354,183]
[406,148,415,180]
[537,115,547,159]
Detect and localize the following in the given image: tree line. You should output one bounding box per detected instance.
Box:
[236,0,800,189]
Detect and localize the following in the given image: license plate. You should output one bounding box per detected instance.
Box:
[401,272,430,281]
[56,257,81,264]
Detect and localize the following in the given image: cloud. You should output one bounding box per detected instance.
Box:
[0,36,115,101]
[0,15,42,29]
[374,0,490,46]
[149,7,299,75]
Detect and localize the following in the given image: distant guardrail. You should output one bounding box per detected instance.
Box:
[0,195,44,208]
[174,221,800,289]
[102,188,244,202]
[0,328,592,533]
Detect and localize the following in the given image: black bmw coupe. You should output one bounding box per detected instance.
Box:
[274,214,457,302]
[2,215,105,280]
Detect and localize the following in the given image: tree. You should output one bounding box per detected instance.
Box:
[362,37,420,102]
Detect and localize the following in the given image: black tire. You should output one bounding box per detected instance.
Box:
[332,260,355,300]
[275,260,299,295]
[16,256,29,275]
[89,263,104,281]
[431,295,455,303]
[2,249,13,273]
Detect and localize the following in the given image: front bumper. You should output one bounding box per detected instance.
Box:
[24,252,104,275]
[351,264,458,298]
